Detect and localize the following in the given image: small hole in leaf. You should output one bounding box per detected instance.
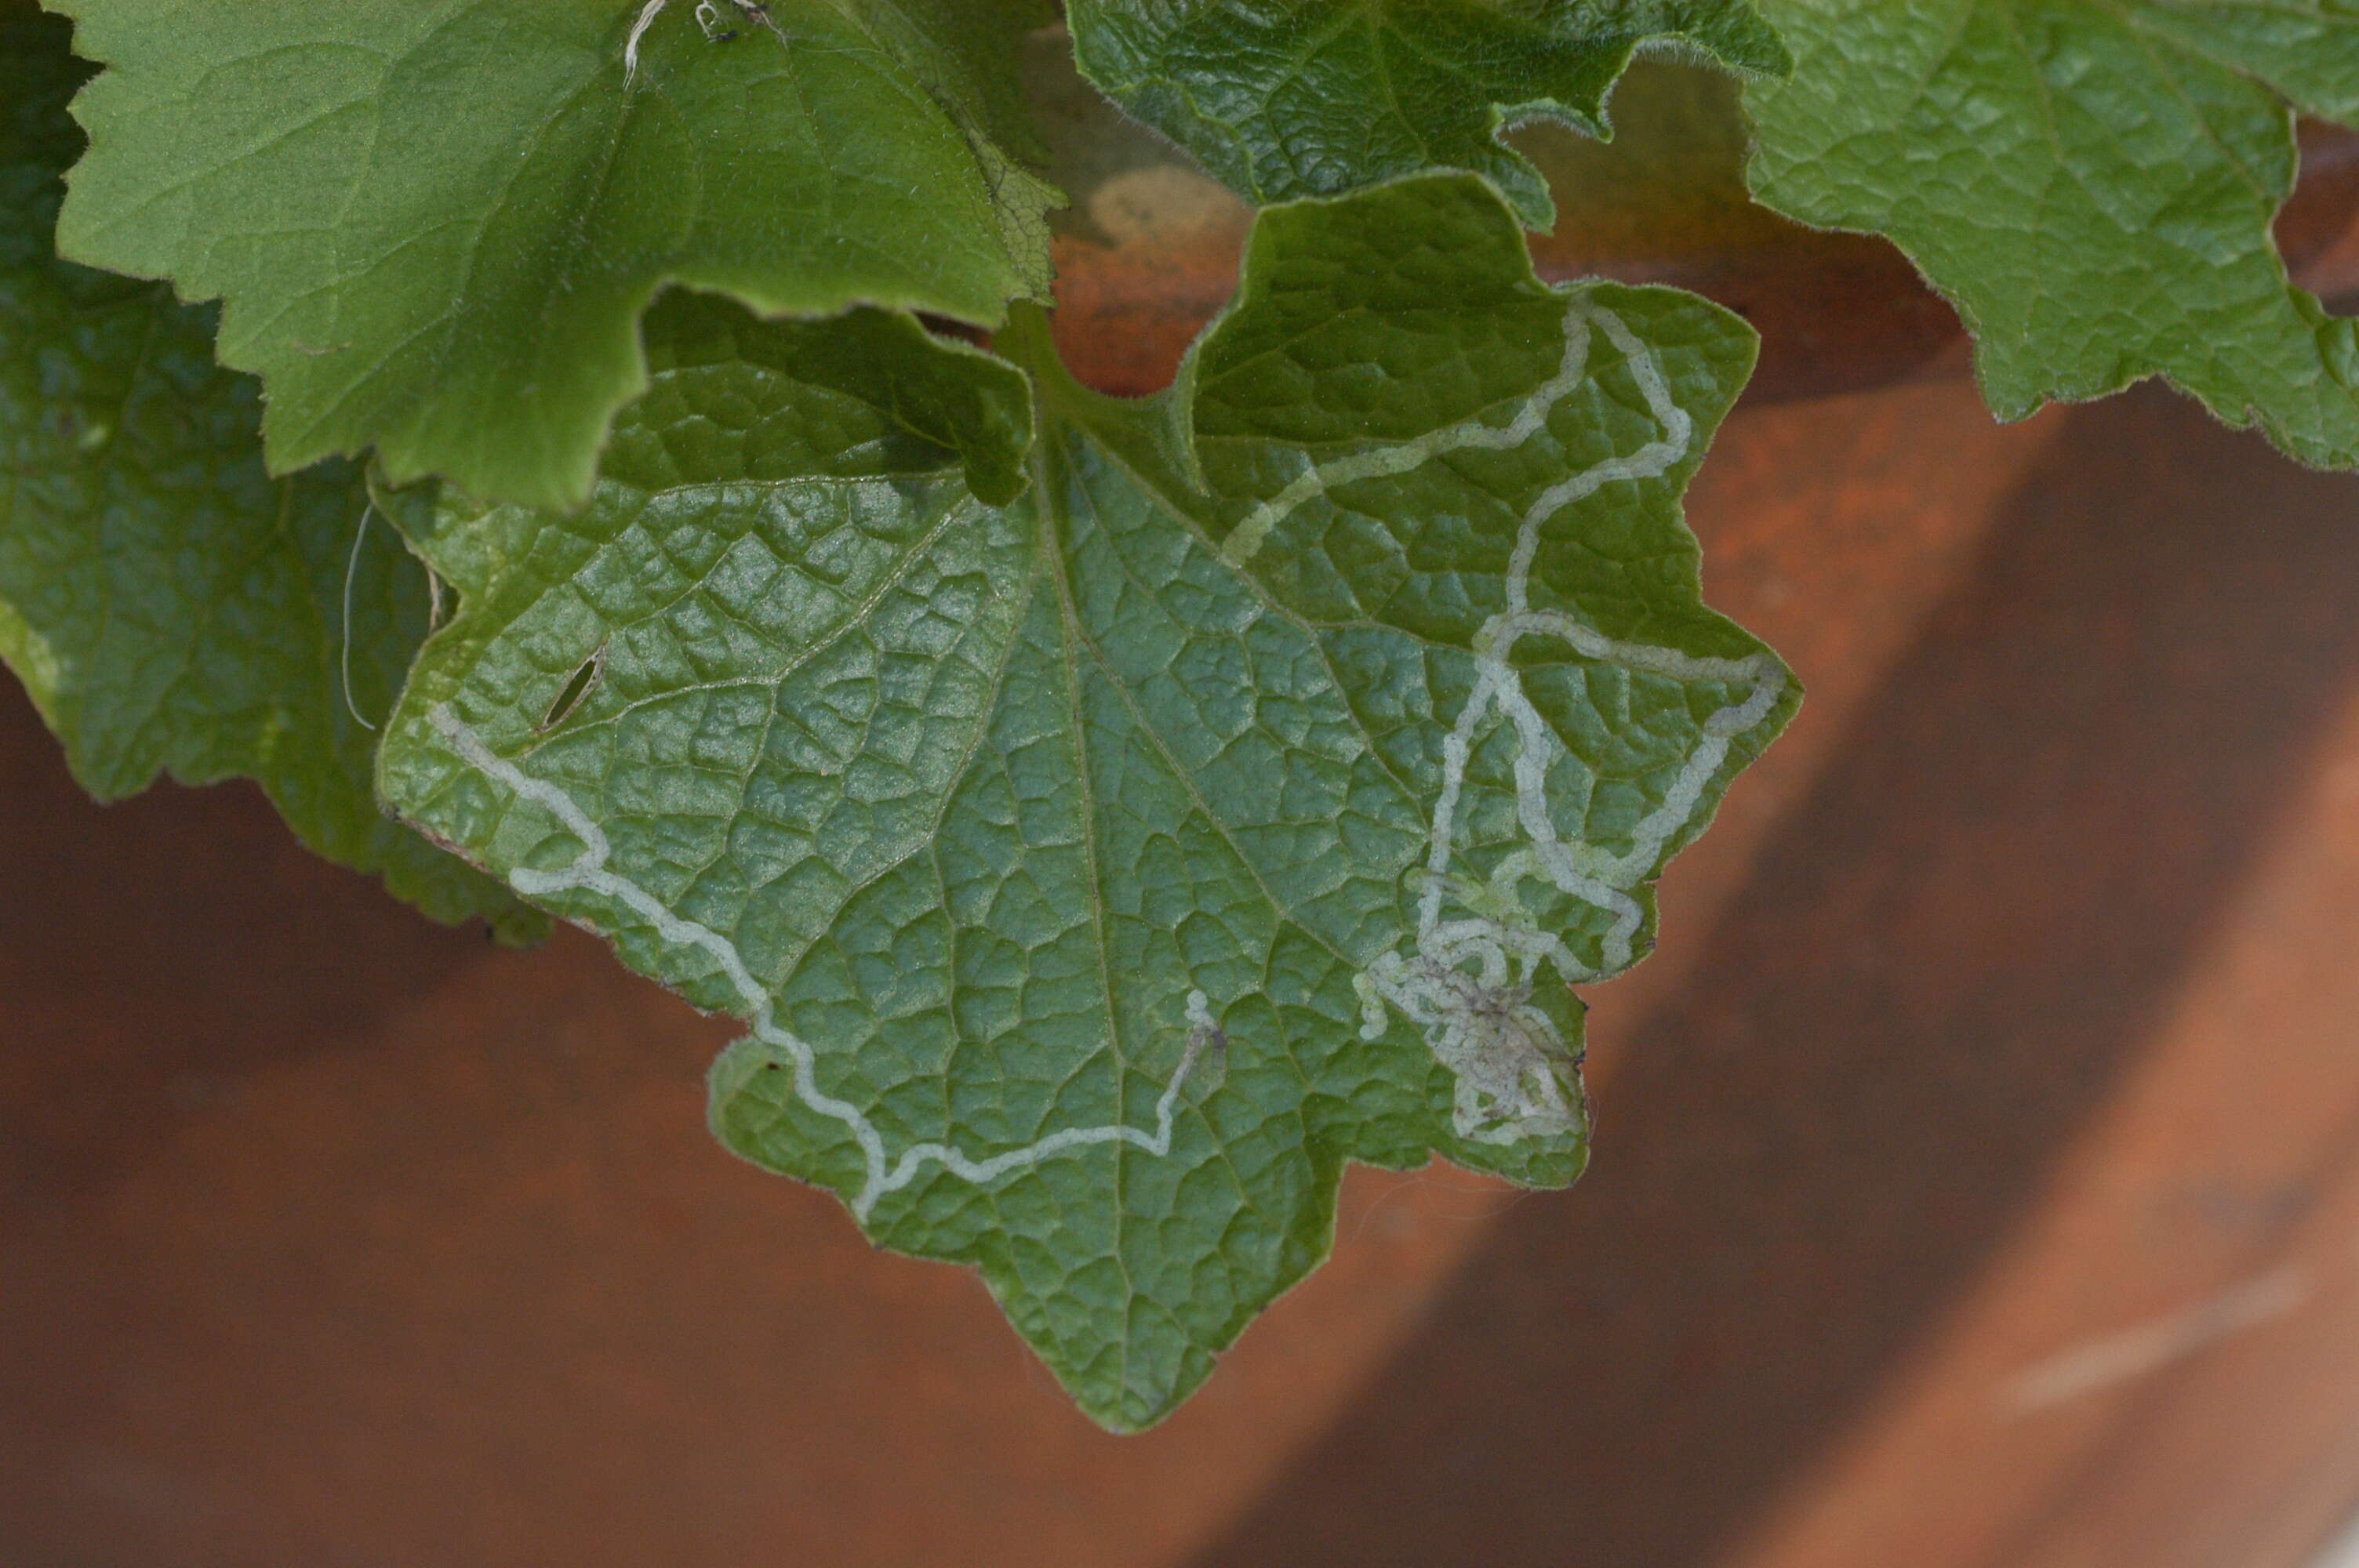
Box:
[539,643,606,732]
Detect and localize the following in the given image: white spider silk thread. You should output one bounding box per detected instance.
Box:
[1219,303,1784,1145]
[430,706,1209,1220]
[339,503,381,733]
[622,0,667,84]
[624,0,768,85]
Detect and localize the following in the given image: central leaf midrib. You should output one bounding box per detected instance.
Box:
[1032,455,1146,1374]
[1033,392,1434,811]
[1041,437,1361,979]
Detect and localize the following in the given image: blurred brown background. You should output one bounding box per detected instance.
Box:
[9,69,2359,1568]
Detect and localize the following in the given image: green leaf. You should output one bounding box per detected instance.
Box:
[650,302,1040,509]
[0,1,541,940]
[46,0,1060,512]
[377,174,1794,1429]
[853,0,1060,162]
[1067,0,1791,230]
[1746,0,2359,468]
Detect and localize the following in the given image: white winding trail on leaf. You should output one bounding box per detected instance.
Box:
[428,299,1779,1192]
[429,706,1213,1220]
[1224,303,1787,1147]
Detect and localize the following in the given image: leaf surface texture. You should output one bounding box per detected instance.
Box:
[1068,0,1790,228]
[0,2,536,937]
[48,0,1060,508]
[378,175,1795,1428]
[1747,0,2359,466]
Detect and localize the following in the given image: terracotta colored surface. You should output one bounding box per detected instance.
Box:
[1197,381,2359,1568]
[11,363,2359,1564]
[1733,688,2359,1568]
[0,681,1547,1566]
[13,65,2359,1568]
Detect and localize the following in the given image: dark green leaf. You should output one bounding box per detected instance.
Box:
[48,0,1060,510]
[0,2,540,938]
[1068,0,1790,228]
[1747,0,2359,467]
[378,174,1794,1428]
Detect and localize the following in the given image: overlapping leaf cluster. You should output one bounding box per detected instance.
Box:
[0,3,537,938]
[5,0,2350,1429]
[1072,0,2359,469]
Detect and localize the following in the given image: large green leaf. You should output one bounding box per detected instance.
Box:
[0,2,539,939]
[1747,0,2359,468]
[1067,0,1790,229]
[45,0,1059,512]
[378,174,1794,1429]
